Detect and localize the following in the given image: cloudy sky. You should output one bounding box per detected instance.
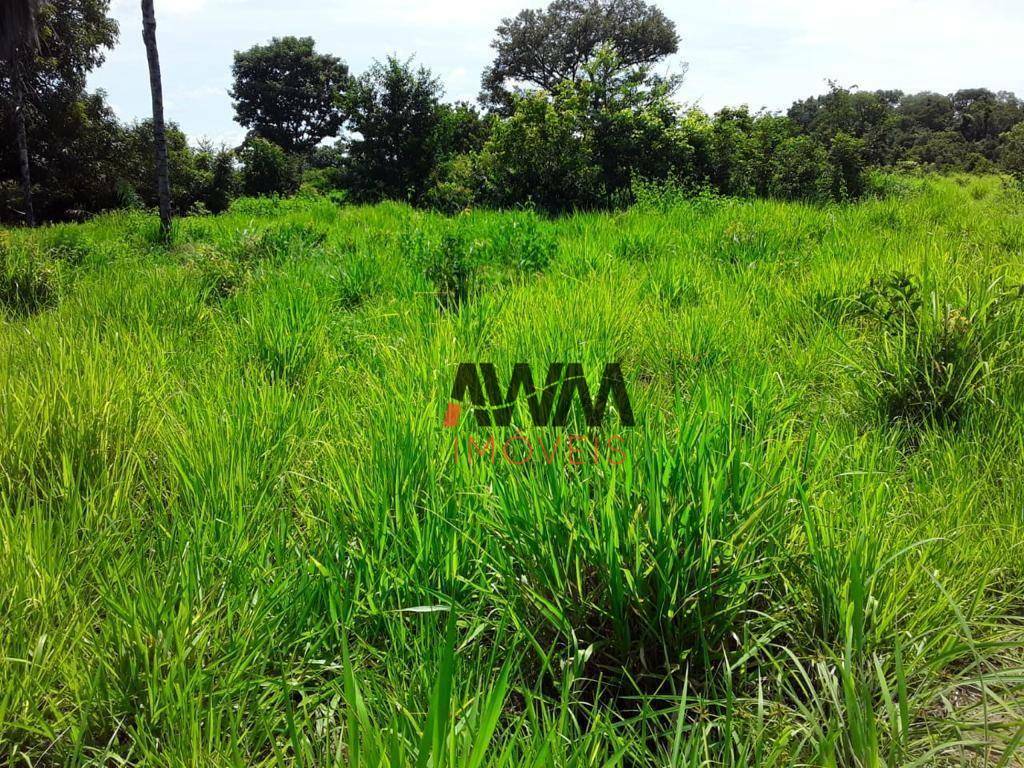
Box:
[89,0,1024,146]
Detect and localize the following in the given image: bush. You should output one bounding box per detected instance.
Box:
[487,210,556,272]
[479,91,603,213]
[857,281,1022,427]
[199,150,238,213]
[423,155,480,215]
[405,229,477,310]
[854,272,921,329]
[829,132,868,199]
[238,137,296,197]
[768,136,832,202]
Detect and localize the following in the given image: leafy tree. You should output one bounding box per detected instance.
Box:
[481,0,679,111]
[117,121,208,212]
[787,83,900,164]
[195,146,238,213]
[479,89,601,212]
[997,123,1024,181]
[828,132,867,200]
[571,44,689,195]
[431,102,492,159]
[1,0,41,225]
[906,130,972,171]
[747,113,796,196]
[344,56,443,202]
[768,136,832,202]
[300,143,347,194]
[708,107,756,196]
[231,37,349,153]
[0,0,118,223]
[238,136,295,197]
[896,92,955,134]
[1,89,124,221]
[951,89,1024,145]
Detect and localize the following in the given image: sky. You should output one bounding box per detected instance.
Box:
[88,0,1024,146]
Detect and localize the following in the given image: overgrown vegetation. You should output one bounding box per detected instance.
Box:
[2,175,1023,765]
[5,0,1024,223]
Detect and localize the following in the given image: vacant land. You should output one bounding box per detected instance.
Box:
[1,176,1023,766]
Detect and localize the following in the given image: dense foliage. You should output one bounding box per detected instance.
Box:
[342,56,444,203]
[479,0,679,112]
[230,36,350,153]
[2,0,1024,224]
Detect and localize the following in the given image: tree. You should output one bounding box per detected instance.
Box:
[997,123,1024,181]
[709,107,756,196]
[787,83,900,164]
[768,136,832,202]
[1,0,118,223]
[570,44,688,195]
[1,0,42,225]
[117,121,210,212]
[951,88,1024,153]
[481,0,679,111]
[231,37,349,153]
[478,89,602,212]
[828,132,867,200]
[344,56,443,202]
[431,102,492,159]
[238,137,295,197]
[141,0,171,235]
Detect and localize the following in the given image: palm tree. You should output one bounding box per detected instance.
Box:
[1,0,41,226]
[141,0,171,236]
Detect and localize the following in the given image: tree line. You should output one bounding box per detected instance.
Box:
[3,0,1024,224]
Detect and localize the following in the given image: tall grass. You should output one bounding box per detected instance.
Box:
[1,175,1023,766]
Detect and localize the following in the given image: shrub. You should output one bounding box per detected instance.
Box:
[199,150,239,213]
[479,90,603,213]
[405,229,477,310]
[857,282,1022,427]
[829,132,868,200]
[854,271,922,330]
[423,154,480,215]
[768,136,833,202]
[238,137,296,197]
[487,211,556,272]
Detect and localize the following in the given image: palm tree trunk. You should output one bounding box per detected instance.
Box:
[12,67,35,227]
[141,0,171,236]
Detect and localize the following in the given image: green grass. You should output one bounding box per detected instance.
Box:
[1,174,1024,766]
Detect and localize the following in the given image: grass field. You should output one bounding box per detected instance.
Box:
[2,175,1024,766]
